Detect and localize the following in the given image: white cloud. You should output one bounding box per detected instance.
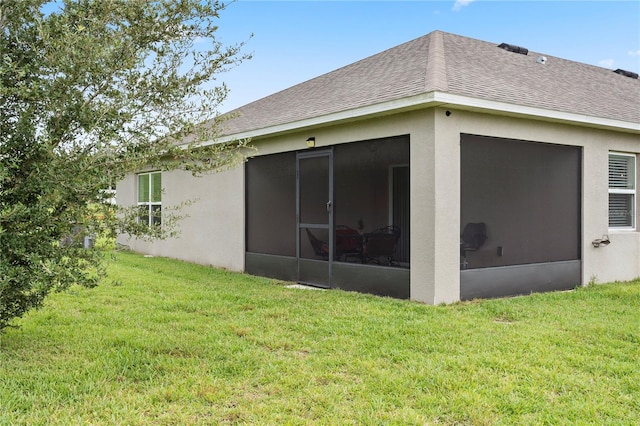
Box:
[598,59,615,68]
[452,0,475,12]
[628,49,640,57]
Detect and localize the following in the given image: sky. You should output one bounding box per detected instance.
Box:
[212,0,640,112]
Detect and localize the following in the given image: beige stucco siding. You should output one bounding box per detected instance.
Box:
[117,106,639,303]
[244,110,449,304]
[436,107,640,286]
[117,166,245,271]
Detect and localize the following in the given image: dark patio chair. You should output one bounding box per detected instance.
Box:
[335,225,363,262]
[362,225,401,266]
[306,228,329,260]
[460,222,487,269]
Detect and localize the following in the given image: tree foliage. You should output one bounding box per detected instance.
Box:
[0,0,251,331]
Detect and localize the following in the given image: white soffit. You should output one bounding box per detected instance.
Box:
[206,92,640,146]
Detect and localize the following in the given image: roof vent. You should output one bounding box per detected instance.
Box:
[613,69,639,79]
[498,43,528,55]
[536,56,547,64]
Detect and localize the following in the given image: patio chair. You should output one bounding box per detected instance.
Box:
[460,222,487,269]
[305,228,329,260]
[362,225,401,266]
[335,225,363,262]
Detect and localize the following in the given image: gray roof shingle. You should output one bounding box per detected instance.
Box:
[221,31,640,136]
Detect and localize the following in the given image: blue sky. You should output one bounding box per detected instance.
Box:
[214,0,640,112]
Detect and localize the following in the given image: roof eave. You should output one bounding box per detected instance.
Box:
[434,92,640,134]
[204,92,443,145]
[205,91,640,145]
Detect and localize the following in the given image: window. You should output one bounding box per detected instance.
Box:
[138,172,162,226]
[609,153,636,229]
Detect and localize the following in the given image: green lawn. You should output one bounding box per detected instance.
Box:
[1,252,639,425]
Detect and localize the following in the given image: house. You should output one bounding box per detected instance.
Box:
[117,31,640,304]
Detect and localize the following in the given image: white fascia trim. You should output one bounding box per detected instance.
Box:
[433,92,640,133]
[204,91,640,145]
[203,92,440,146]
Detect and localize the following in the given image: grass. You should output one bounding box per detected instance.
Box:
[1,251,639,425]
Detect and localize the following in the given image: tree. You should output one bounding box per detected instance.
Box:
[0,0,251,331]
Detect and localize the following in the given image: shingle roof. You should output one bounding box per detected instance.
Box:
[221,31,640,136]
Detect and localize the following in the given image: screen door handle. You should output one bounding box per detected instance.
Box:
[326,200,332,212]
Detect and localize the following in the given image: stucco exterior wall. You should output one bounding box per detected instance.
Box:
[435,107,640,286]
[117,166,245,271]
[117,106,639,303]
[244,110,446,304]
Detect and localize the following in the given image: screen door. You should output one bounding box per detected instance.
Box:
[297,150,333,287]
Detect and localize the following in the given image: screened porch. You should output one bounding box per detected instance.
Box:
[245,136,410,298]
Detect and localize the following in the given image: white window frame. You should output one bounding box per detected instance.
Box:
[608,152,636,230]
[137,171,162,227]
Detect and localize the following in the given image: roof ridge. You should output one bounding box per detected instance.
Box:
[425,30,448,92]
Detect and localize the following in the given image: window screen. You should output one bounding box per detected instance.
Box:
[609,153,636,229]
[138,172,161,226]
